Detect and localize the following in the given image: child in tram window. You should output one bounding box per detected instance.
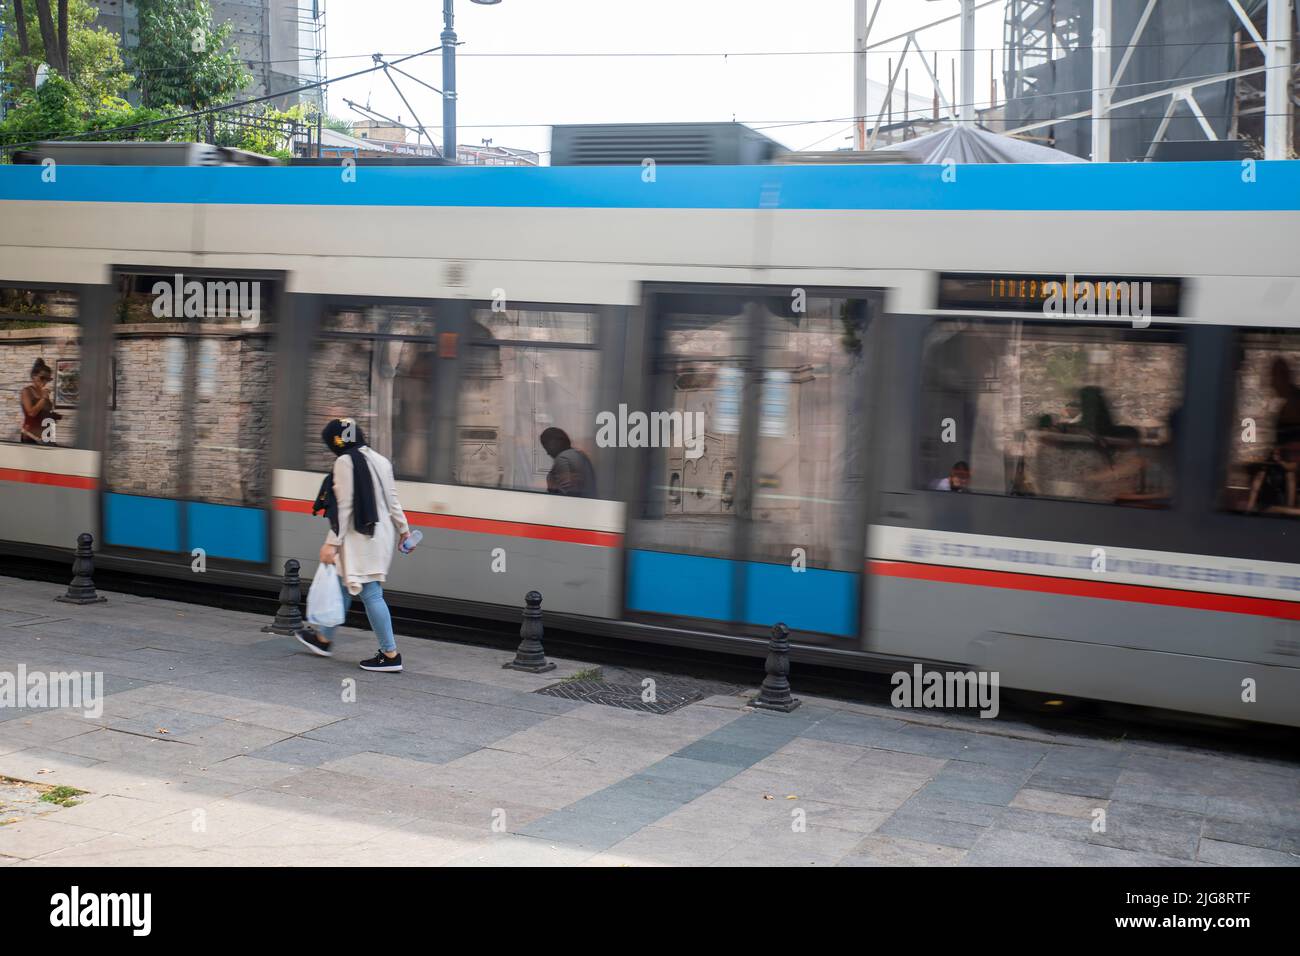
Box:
[19,358,61,444]
[294,418,414,672]
[930,461,970,492]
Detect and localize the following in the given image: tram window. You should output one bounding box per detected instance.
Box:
[470,306,596,345]
[303,304,436,481]
[749,297,868,571]
[1225,331,1300,518]
[0,288,80,447]
[917,320,1185,507]
[631,302,749,558]
[456,307,601,493]
[106,273,275,506]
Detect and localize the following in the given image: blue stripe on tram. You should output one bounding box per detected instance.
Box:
[103,493,182,552]
[186,501,267,563]
[2,161,1298,211]
[626,549,859,637]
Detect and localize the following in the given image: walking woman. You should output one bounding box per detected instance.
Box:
[296,418,412,672]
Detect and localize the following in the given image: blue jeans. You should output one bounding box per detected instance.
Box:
[316,580,396,654]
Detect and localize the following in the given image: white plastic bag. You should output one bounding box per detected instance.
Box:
[306,562,345,628]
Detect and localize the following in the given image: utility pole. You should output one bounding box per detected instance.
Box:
[442,0,458,162]
[1091,0,1112,161]
[854,0,868,149]
[1265,0,1294,160]
[959,0,975,124]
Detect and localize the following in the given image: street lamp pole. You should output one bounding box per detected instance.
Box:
[441,0,458,161]
[443,0,501,163]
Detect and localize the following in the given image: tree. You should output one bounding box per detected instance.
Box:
[131,0,250,110]
[31,0,69,77]
[2,0,132,103]
[0,72,183,152]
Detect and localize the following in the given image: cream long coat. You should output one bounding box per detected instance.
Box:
[324,447,411,594]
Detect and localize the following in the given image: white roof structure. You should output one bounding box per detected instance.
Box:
[320,127,440,157]
[876,124,1086,164]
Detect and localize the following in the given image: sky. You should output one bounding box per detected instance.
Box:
[322,0,1008,161]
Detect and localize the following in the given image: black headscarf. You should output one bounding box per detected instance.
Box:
[312,418,379,537]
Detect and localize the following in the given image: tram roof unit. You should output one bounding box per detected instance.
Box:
[1,160,1298,212]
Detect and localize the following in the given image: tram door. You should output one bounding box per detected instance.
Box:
[101,270,277,565]
[625,289,871,640]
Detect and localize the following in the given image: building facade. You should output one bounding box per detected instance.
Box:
[92,0,325,109]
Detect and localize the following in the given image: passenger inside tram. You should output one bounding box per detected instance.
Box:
[19,357,60,445]
[930,460,970,492]
[540,427,598,498]
[1246,356,1300,512]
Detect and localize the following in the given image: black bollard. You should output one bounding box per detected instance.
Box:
[55,533,107,605]
[262,559,305,634]
[751,622,801,712]
[503,590,556,673]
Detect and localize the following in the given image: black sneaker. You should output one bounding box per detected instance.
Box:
[294,628,333,658]
[359,650,402,673]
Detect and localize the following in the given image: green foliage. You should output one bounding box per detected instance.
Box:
[0,73,185,153]
[323,115,354,135]
[40,785,85,808]
[209,103,314,160]
[132,0,250,110]
[1,0,132,102]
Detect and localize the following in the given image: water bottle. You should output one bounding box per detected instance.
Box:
[400,529,423,554]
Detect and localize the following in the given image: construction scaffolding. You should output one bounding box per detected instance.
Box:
[854,0,1297,161]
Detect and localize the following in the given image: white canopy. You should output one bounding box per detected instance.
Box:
[877,124,1085,164]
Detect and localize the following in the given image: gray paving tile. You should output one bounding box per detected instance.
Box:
[1087,801,1204,861]
[638,755,743,788]
[920,760,1029,806]
[517,808,641,851]
[962,827,1187,867]
[249,736,361,767]
[673,739,772,768]
[951,734,1050,771]
[877,812,989,850]
[1201,817,1300,854]
[996,806,1093,843]
[600,823,742,866]
[1027,765,1122,799]
[1197,838,1300,867]
[879,724,983,759]
[895,794,1007,828]
[838,834,967,866]
[800,712,904,748]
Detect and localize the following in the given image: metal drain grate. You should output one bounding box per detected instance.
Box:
[536,679,704,715]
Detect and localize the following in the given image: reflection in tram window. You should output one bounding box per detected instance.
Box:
[303,305,436,480]
[632,303,748,559]
[1227,331,1300,517]
[456,308,600,494]
[106,273,275,507]
[633,296,868,572]
[469,306,596,345]
[749,298,868,571]
[918,320,1185,507]
[1,288,80,447]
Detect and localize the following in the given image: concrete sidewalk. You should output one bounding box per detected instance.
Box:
[0,575,1296,867]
